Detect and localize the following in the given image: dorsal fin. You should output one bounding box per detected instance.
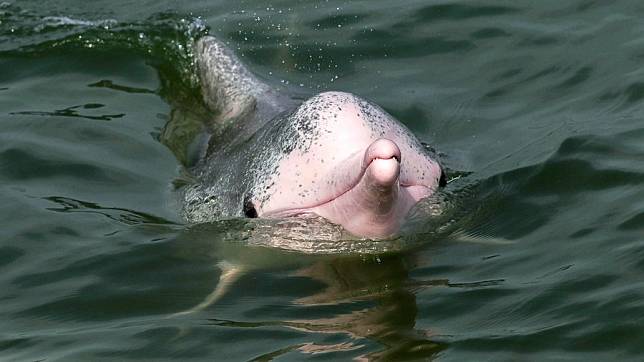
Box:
[194,36,288,126]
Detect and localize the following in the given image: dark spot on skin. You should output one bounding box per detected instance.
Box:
[243,198,258,218]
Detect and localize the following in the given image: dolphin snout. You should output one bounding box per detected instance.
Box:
[364,138,402,163]
[364,139,402,188]
[368,158,400,187]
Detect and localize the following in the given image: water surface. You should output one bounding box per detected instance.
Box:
[2,0,644,360]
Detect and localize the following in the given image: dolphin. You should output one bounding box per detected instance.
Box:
[181,36,446,239]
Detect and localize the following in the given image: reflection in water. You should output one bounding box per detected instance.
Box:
[202,251,448,360]
[290,255,447,360]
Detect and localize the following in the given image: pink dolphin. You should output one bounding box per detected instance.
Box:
[182,36,444,239]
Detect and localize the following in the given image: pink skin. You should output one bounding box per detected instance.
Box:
[255,92,442,239]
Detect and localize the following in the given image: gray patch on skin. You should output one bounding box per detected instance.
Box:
[182,111,295,221]
[194,36,294,129]
[181,36,295,221]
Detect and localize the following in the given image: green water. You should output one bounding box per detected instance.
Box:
[3,0,644,360]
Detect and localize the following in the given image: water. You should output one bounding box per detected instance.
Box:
[3,0,644,360]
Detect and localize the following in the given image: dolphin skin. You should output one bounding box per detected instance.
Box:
[181,36,445,239]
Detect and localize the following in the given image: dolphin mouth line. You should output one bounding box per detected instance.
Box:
[263,184,429,219]
[261,156,430,218]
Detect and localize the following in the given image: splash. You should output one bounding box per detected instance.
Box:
[0,3,208,89]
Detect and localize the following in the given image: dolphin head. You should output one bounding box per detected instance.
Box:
[249,92,443,239]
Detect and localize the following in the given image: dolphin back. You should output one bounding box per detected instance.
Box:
[194,36,292,127]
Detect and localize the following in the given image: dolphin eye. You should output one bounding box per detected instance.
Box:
[243,199,258,218]
[439,167,447,187]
